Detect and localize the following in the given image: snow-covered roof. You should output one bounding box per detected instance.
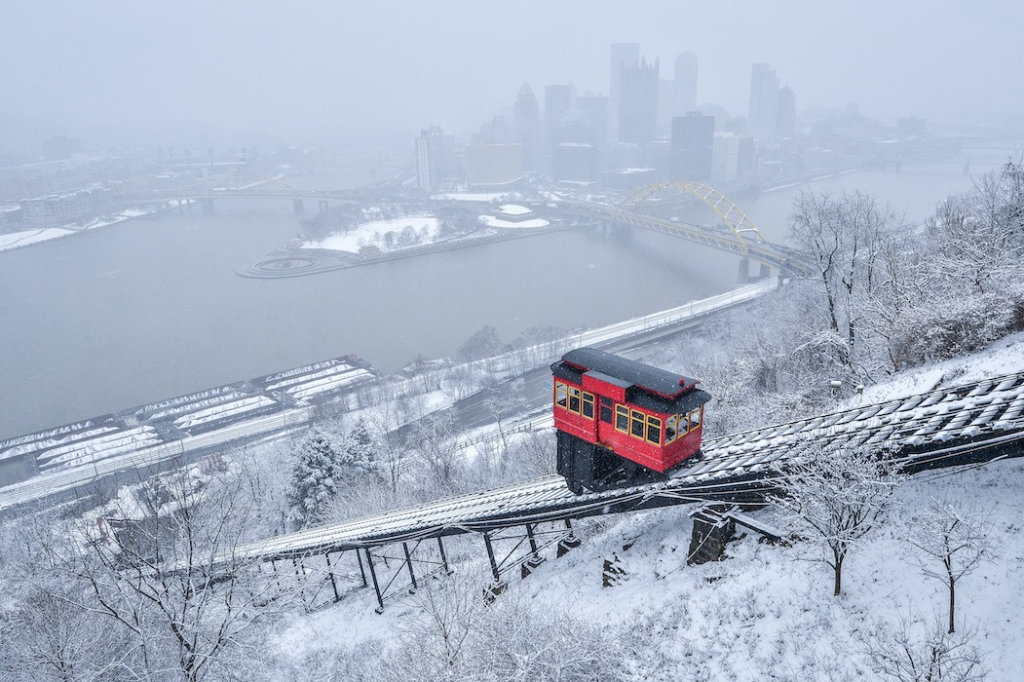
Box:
[498,204,531,215]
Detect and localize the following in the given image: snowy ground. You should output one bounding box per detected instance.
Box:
[433,192,520,202]
[267,331,1024,681]
[0,208,156,253]
[0,226,76,252]
[478,216,550,228]
[301,216,440,254]
[270,456,1024,680]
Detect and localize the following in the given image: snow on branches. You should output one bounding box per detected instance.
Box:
[772,444,902,596]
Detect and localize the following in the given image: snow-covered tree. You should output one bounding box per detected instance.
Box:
[341,418,377,474]
[28,468,286,682]
[456,325,506,362]
[773,444,901,596]
[864,616,987,682]
[412,411,464,491]
[287,431,342,529]
[904,497,994,633]
[789,190,904,371]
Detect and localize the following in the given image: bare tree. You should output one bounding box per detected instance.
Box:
[362,381,416,494]
[931,159,1024,294]
[412,411,465,491]
[10,581,154,682]
[904,497,994,633]
[773,444,901,596]
[789,190,903,370]
[53,467,287,682]
[864,616,987,682]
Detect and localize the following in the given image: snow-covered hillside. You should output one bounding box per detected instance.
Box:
[267,332,1024,682]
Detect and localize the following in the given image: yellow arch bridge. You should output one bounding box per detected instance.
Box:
[566,181,810,277]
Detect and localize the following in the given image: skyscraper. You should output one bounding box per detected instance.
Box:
[544,84,576,141]
[711,133,740,183]
[673,51,698,115]
[748,63,780,143]
[619,57,659,144]
[574,92,609,143]
[776,85,796,140]
[415,126,452,190]
[513,82,540,125]
[514,82,543,171]
[609,43,640,141]
[671,112,714,181]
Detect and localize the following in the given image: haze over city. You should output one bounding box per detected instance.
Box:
[3,2,1024,681]
[3,0,1023,143]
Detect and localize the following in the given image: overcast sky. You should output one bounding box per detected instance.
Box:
[4,1,1023,144]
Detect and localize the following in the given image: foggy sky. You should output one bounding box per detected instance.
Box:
[4,0,1023,144]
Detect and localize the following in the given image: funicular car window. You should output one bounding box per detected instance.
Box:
[630,409,645,438]
[665,414,679,442]
[688,407,702,430]
[599,397,613,423]
[569,387,581,412]
[555,382,567,408]
[582,392,595,419]
[646,416,662,444]
[615,405,629,431]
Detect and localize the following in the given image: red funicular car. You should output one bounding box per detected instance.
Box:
[551,348,711,493]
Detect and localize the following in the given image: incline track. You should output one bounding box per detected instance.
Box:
[240,371,1024,565]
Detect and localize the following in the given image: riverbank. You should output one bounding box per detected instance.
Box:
[237,223,573,279]
[0,206,158,253]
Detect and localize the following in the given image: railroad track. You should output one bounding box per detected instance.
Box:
[239,370,1024,565]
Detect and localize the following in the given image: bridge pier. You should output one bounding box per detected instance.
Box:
[200,198,214,215]
[318,200,329,215]
[759,263,770,280]
[738,258,750,284]
[293,199,304,214]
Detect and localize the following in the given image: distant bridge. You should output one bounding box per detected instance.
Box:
[115,178,810,275]
[956,136,1024,152]
[110,177,393,213]
[563,181,811,277]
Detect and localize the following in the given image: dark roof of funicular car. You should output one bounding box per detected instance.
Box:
[552,347,711,414]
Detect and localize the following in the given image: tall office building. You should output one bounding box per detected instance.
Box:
[673,51,698,115]
[415,126,453,190]
[514,82,543,171]
[544,84,576,141]
[776,85,796,140]
[465,144,523,187]
[574,92,609,143]
[619,57,659,144]
[748,63,780,143]
[671,112,714,181]
[711,133,740,183]
[552,143,600,183]
[609,43,640,141]
[514,82,540,125]
[656,78,674,137]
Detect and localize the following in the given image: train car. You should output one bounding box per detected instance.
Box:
[551,347,711,493]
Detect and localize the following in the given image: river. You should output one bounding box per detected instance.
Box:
[0,153,1008,440]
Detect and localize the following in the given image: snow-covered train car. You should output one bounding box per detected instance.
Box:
[551,348,711,493]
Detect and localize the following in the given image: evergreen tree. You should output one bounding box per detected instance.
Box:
[286,431,341,529]
[344,418,377,473]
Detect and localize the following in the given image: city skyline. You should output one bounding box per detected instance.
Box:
[2,1,1023,145]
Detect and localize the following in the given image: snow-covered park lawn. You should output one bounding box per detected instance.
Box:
[301,216,440,254]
